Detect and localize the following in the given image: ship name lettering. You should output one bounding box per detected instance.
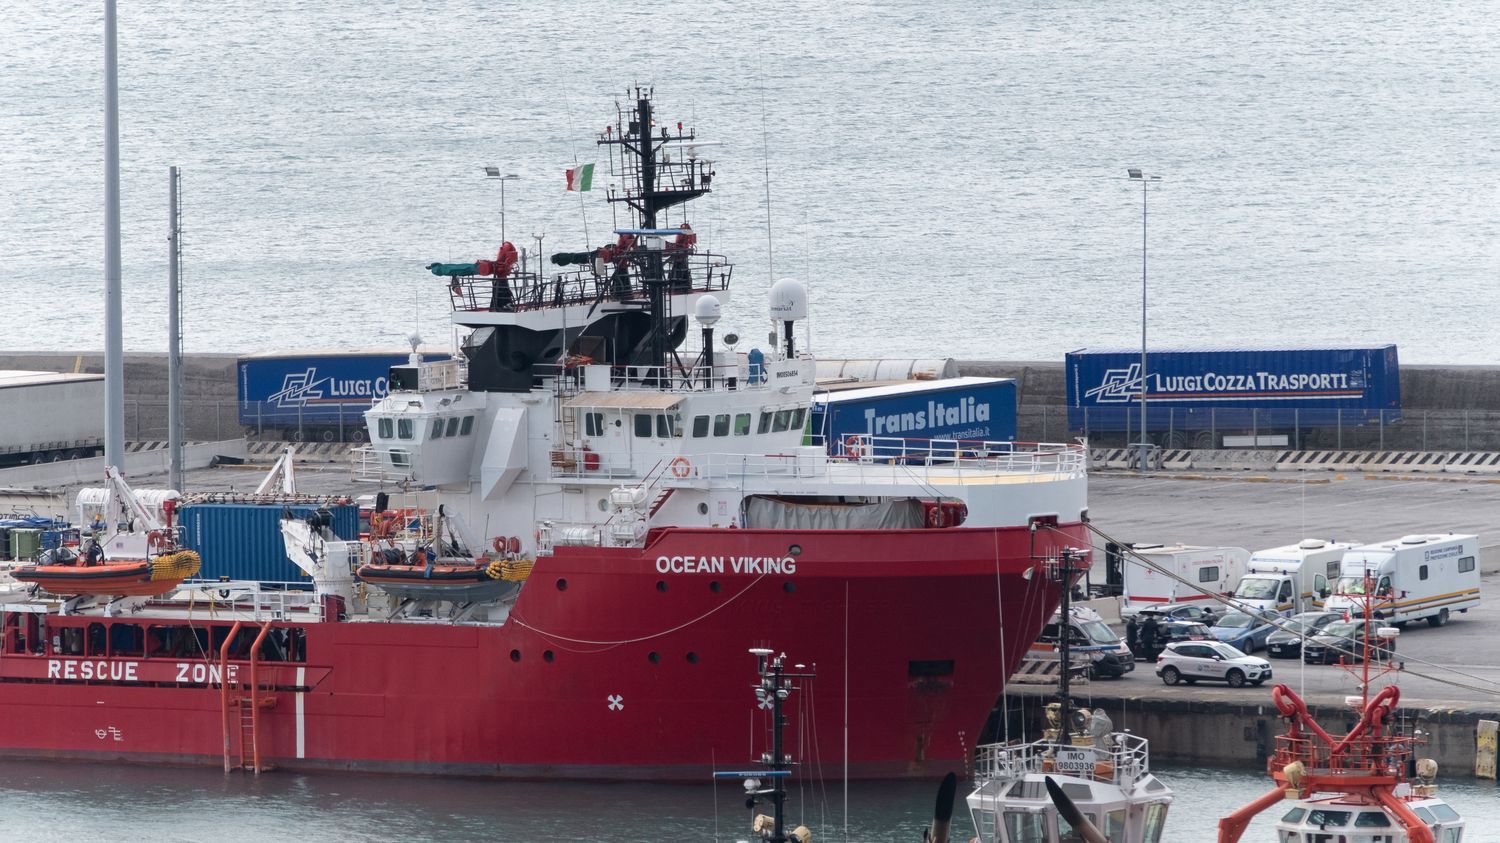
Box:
[655,555,797,575]
[47,659,139,682]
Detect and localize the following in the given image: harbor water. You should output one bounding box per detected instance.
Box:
[0,758,1495,841]
[3,2,1500,362]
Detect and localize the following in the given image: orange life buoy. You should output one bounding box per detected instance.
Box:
[843,435,865,459]
[928,503,947,529]
[670,456,692,478]
[492,536,506,554]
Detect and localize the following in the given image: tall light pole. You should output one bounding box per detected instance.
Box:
[483,167,520,243]
[103,0,125,468]
[1127,168,1162,471]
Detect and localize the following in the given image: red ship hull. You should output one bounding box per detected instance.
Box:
[0,523,1082,779]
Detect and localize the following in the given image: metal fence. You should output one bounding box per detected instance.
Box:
[1021,406,1500,453]
[124,400,373,444]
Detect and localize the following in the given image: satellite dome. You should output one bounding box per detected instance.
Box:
[768,277,808,321]
[694,294,722,326]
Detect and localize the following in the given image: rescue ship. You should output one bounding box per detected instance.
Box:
[0,89,1089,779]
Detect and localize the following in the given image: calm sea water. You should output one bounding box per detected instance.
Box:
[3,2,1499,362]
[0,758,1495,842]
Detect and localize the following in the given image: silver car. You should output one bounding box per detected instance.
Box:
[1155,641,1273,688]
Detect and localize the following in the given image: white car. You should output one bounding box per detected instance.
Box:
[1155,641,1273,688]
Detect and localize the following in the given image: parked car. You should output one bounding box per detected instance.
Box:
[1130,620,1214,661]
[1156,641,1274,688]
[1265,611,1343,659]
[1210,611,1278,653]
[1302,621,1397,665]
[1138,603,1222,626]
[1036,606,1135,679]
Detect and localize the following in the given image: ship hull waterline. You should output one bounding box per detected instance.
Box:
[0,523,1082,780]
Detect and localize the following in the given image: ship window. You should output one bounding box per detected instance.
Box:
[656,414,675,438]
[397,418,415,440]
[55,626,84,656]
[634,414,653,437]
[1429,804,1460,822]
[389,450,410,468]
[1002,811,1047,842]
[1197,566,1220,583]
[460,415,475,435]
[692,415,710,438]
[446,417,460,437]
[1353,812,1392,827]
[377,417,393,439]
[713,414,730,436]
[1106,810,1126,842]
[791,408,805,429]
[431,419,445,439]
[1459,555,1476,573]
[1143,803,1167,843]
[1442,827,1462,843]
[1058,810,1097,841]
[734,413,751,435]
[772,410,792,432]
[586,413,606,437]
[1281,808,1306,823]
[1305,810,1350,827]
[85,623,107,657]
[109,623,144,658]
[757,412,771,434]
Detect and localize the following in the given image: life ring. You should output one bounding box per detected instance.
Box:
[492,536,506,554]
[147,529,169,554]
[669,456,692,478]
[843,435,866,459]
[928,503,947,529]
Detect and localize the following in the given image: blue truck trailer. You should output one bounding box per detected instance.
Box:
[1066,345,1400,448]
[811,377,1018,456]
[237,351,448,442]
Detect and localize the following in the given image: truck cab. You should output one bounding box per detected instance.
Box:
[1325,534,1480,627]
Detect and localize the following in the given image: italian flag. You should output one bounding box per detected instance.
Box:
[566,163,595,192]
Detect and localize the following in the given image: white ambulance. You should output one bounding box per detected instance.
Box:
[1121,544,1250,619]
[1230,539,1357,617]
[1324,534,1481,627]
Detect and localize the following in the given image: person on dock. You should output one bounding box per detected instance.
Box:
[1126,615,1140,654]
[1139,614,1159,657]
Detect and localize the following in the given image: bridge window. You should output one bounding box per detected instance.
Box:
[790,408,806,430]
[634,413,653,437]
[460,415,475,435]
[656,414,676,438]
[431,419,445,439]
[397,418,415,440]
[377,417,393,439]
[445,417,460,437]
[772,410,792,433]
[758,412,772,434]
[734,413,751,435]
[692,415,710,438]
[713,414,730,436]
[586,413,605,437]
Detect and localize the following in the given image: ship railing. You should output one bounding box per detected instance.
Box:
[349,445,414,484]
[447,253,731,313]
[833,435,1086,474]
[974,732,1152,787]
[544,360,768,396]
[405,358,467,392]
[173,580,325,623]
[1271,734,1416,780]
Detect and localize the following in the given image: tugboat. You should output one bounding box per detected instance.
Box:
[967,549,1174,842]
[715,648,814,843]
[11,467,199,598]
[0,90,1088,779]
[1216,573,1466,842]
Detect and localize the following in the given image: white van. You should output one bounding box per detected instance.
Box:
[1230,539,1357,617]
[1121,544,1250,619]
[1325,534,1481,627]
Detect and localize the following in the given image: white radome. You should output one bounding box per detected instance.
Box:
[695,294,722,326]
[768,277,808,321]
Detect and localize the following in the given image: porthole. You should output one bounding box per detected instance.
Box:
[556,578,568,591]
[710,580,722,593]
[788,544,802,557]
[648,651,660,664]
[686,652,699,664]
[783,582,796,594]
[598,498,608,512]
[656,580,668,593]
[544,650,555,662]
[510,649,521,662]
[698,502,709,515]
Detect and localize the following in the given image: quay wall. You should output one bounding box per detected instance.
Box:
[996,688,1498,776]
[4,351,1500,449]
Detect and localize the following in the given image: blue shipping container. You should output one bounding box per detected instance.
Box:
[178,503,359,584]
[811,377,1018,454]
[1065,345,1401,433]
[237,351,450,428]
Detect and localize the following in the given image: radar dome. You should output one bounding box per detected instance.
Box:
[694,294,722,326]
[768,278,808,321]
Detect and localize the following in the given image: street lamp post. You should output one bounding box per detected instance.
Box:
[1127,168,1162,471]
[483,167,520,243]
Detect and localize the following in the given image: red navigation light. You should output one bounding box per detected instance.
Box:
[677,122,683,131]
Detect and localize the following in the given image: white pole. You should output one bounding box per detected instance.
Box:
[103,0,125,467]
[1139,177,1149,471]
[168,166,183,491]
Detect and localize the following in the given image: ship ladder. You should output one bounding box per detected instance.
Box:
[219,621,278,775]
